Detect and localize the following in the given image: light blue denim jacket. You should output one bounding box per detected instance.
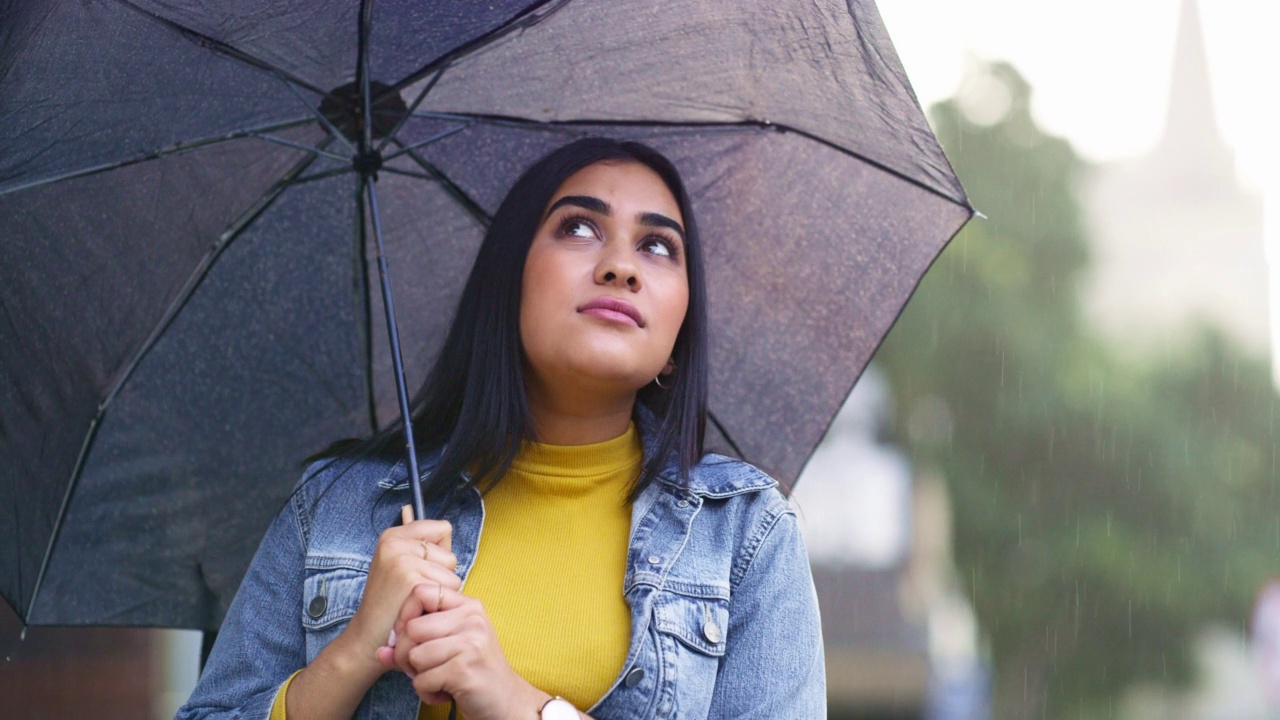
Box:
[178,421,825,719]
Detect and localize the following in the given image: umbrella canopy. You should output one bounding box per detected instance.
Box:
[0,0,971,631]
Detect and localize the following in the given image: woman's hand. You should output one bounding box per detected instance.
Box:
[282,508,462,720]
[340,507,462,665]
[377,583,552,720]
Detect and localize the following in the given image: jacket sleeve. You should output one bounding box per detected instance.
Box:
[175,490,309,719]
[707,502,826,719]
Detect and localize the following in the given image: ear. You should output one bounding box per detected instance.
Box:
[660,358,676,376]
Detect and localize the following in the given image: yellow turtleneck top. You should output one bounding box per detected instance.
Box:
[270,423,639,719]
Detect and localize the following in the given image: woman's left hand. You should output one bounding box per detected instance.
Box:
[376,583,551,720]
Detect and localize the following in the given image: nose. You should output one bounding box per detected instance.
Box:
[595,247,642,291]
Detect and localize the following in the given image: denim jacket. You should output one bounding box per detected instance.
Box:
[178,423,825,719]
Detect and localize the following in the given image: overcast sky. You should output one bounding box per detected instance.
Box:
[876,0,1276,193]
[876,0,1279,364]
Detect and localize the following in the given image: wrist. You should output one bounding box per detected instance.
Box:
[284,629,388,720]
[324,626,389,685]
[507,676,556,719]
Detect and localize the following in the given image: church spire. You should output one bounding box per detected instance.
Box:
[1154,0,1233,182]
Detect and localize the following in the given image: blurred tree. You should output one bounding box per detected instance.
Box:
[875,61,1280,718]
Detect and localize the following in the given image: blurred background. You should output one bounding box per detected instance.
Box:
[796,0,1280,717]
[3,0,1277,717]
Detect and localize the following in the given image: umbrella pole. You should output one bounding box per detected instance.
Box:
[352,0,425,520]
[361,173,427,520]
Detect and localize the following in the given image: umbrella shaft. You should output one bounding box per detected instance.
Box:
[365,178,427,519]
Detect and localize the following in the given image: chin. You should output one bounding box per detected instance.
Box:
[563,356,657,391]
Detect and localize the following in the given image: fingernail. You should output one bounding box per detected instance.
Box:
[387,628,396,647]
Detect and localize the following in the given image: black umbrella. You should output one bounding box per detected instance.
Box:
[0,0,971,632]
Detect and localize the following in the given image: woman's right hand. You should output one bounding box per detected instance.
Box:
[282,507,461,720]
[340,506,462,665]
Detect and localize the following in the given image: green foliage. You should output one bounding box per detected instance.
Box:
[875,61,1280,717]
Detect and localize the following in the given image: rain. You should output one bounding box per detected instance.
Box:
[3,0,1277,718]
[788,0,1278,716]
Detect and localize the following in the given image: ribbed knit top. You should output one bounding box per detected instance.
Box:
[421,423,639,718]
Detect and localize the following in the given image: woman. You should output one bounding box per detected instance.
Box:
[178,138,825,719]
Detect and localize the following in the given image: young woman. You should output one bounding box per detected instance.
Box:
[178,138,825,719]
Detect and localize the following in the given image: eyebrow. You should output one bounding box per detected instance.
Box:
[546,195,686,242]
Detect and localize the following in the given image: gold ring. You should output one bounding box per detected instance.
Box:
[437,584,445,612]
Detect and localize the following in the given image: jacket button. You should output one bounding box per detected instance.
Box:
[676,499,689,508]
[647,555,661,565]
[307,594,327,619]
[624,667,645,688]
[703,619,723,644]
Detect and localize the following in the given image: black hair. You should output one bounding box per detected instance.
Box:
[320,137,709,503]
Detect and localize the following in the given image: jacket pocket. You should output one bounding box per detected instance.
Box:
[653,588,730,656]
[301,559,369,662]
[651,588,730,718]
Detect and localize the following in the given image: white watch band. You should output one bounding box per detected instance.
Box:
[539,696,578,720]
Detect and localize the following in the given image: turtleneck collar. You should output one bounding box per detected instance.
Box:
[510,421,642,483]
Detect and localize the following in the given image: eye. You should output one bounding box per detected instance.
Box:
[640,236,680,259]
[558,216,598,240]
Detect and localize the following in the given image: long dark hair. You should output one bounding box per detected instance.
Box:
[328,137,709,503]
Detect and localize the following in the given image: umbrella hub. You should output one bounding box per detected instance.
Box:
[318,80,408,144]
[353,149,384,176]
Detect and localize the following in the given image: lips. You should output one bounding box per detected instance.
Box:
[578,296,644,327]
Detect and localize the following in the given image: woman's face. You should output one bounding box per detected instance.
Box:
[520,160,690,404]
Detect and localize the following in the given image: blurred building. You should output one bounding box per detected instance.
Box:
[1081,0,1268,358]
[1,602,149,718]
[793,366,988,719]
[1,601,202,719]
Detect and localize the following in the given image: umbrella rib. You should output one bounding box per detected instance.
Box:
[22,147,325,624]
[381,123,472,162]
[388,139,491,228]
[121,0,363,159]
[762,123,969,209]
[399,114,972,209]
[102,142,327,411]
[378,167,440,182]
[707,410,745,460]
[0,117,315,198]
[357,0,375,153]
[110,0,329,97]
[376,66,449,155]
[382,0,572,99]
[277,79,360,158]
[288,166,356,186]
[23,412,104,624]
[432,115,756,137]
[249,133,350,163]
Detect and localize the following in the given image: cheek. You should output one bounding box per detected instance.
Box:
[658,281,691,345]
[519,251,550,331]
[518,251,572,356]
[518,283,550,351]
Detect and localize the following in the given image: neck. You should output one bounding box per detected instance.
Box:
[525,376,636,446]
